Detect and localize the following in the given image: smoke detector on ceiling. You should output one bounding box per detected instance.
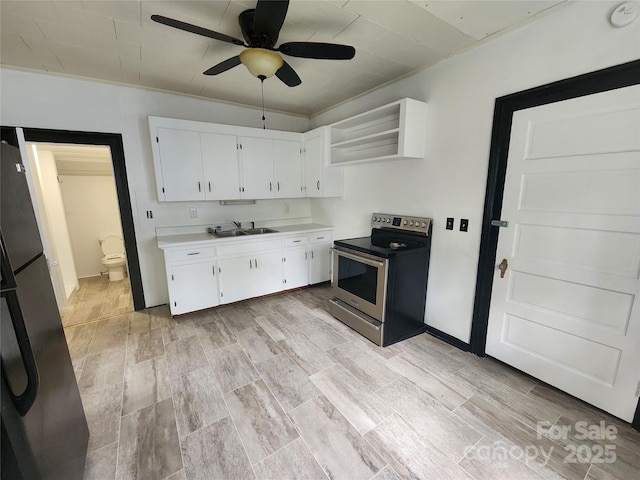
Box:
[610,2,639,27]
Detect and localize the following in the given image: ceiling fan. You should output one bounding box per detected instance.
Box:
[151,0,356,87]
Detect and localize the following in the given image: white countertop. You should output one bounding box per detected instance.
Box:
[157,223,333,249]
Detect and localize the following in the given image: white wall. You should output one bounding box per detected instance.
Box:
[0,72,310,307]
[29,149,79,298]
[58,174,123,278]
[310,1,640,342]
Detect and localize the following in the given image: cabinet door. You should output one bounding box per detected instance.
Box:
[253,251,284,297]
[283,248,308,289]
[239,137,274,198]
[170,261,218,315]
[201,133,240,200]
[157,128,204,201]
[273,140,302,198]
[303,134,323,198]
[309,243,331,284]
[217,256,254,304]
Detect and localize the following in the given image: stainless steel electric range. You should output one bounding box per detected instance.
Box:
[330,213,432,346]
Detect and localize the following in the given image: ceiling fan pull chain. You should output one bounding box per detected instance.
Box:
[260,76,266,129]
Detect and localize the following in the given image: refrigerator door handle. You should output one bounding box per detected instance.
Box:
[0,291,40,417]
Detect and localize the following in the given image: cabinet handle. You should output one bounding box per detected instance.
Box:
[293,240,301,243]
[208,182,211,192]
[311,251,314,259]
[212,265,215,276]
[317,180,320,191]
[269,182,272,192]
[305,252,307,260]
[198,181,201,192]
[317,236,325,240]
[249,259,253,270]
[255,258,258,268]
[277,182,280,191]
[187,252,200,256]
[242,187,245,192]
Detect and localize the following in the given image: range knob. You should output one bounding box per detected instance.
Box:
[403,220,407,225]
[386,218,390,223]
[373,216,378,222]
[409,221,414,226]
[421,222,427,227]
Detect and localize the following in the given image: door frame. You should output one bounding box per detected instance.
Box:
[19,128,145,311]
[469,59,640,428]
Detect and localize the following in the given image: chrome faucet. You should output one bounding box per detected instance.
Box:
[233,221,242,229]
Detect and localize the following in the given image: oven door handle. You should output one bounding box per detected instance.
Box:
[331,247,387,268]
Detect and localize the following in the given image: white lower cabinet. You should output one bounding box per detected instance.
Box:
[161,228,333,315]
[309,242,331,284]
[283,247,309,289]
[170,261,219,315]
[218,252,283,304]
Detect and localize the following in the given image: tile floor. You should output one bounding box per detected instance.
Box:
[61,275,133,328]
[62,285,640,480]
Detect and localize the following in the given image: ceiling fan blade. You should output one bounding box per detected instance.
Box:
[253,0,289,45]
[203,56,242,75]
[151,15,246,46]
[278,42,356,60]
[275,61,301,87]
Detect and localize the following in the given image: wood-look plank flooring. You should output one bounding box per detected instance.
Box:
[63,284,640,480]
[62,275,133,327]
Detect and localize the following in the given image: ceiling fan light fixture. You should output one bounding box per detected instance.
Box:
[239,48,284,79]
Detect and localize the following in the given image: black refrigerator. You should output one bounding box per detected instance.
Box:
[1,132,89,479]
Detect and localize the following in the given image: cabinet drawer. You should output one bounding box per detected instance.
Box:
[218,239,282,256]
[309,231,332,243]
[171,246,215,262]
[284,236,308,248]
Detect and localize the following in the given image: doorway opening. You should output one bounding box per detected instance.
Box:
[25,142,133,326]
[20,129,144,314]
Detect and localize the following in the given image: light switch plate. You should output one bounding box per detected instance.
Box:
[189,207,197,218]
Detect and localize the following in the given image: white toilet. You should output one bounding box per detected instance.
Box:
[100,236,127,281]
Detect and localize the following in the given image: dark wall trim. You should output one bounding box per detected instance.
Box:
[20,128,145,311]
[425,325,470,352]
[469,59,640,429]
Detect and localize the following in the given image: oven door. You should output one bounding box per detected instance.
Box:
[331,246,388,321]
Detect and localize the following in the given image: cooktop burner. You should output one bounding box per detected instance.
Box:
[334,213,432,259]
[334,235,425,258]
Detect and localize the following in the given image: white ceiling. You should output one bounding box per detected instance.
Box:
[1,0,570,117]
[32,142,114,176]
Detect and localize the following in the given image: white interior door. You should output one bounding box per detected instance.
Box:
[486,84,640,421]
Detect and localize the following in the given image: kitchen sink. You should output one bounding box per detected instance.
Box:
[212,229,248,237]
[244,228,278,235]
[209,227,278,237]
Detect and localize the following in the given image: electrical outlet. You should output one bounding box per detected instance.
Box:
[460,219,469,232]
[189,207,197,218]
[446,217,454,230]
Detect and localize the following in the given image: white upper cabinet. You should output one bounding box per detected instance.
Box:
[238,137,275,199]
[304,126,343,198]
[201,132,240,200]
[155,128,204,201]
[329,98,427,165]
[149,116,348,201]
[273,139,303,198]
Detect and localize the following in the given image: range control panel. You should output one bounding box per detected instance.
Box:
[371,213,432,235]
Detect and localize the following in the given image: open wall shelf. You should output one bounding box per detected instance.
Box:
[329,98,427,166]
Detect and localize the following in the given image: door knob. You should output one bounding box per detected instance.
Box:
[497,258,508,278]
